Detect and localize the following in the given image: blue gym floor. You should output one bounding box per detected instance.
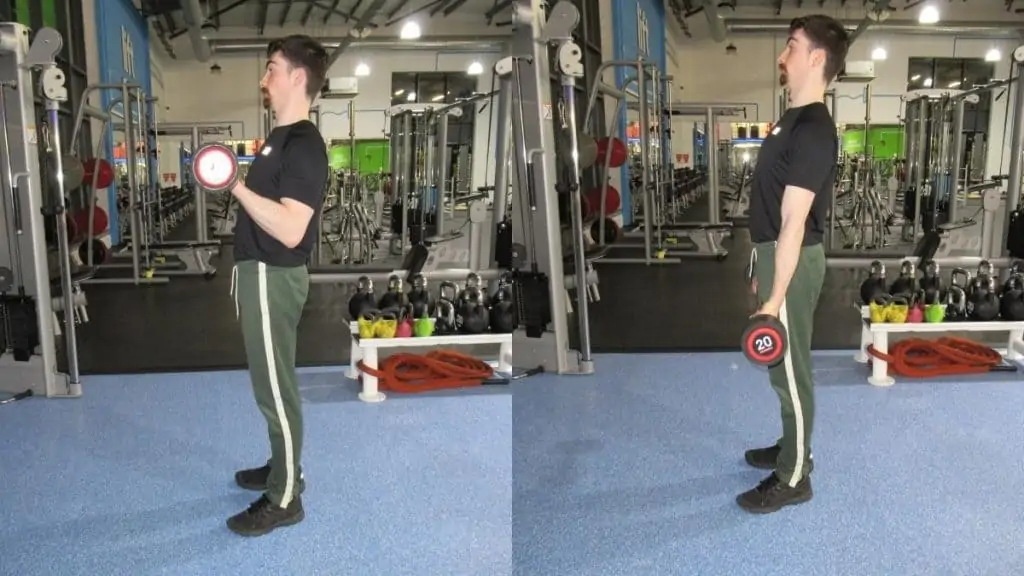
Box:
[6,351,1024,575]
[0,368,511,576]
[514,352,1024,576]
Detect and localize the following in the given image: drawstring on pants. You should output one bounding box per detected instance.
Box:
[229,264,239,319]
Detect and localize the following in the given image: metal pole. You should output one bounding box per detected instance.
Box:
[191,125,205,244]
[1002,64,1024,255]
[706,106,720,225]
[123,82,142,283]
[951,98,967,221]
[435,114,449,235]
[400,112,412,253]
[562,56,593,371]
[44,100,80,390]
[488,76,512,274]
[912,99,928,240]
[637,61,652,263]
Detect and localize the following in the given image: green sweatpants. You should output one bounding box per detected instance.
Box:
[233,260,309,507]
[752,242,826,487]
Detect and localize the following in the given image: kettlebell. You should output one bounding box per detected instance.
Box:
[395,315,414,338]
[378,274,409,312]
[907,290,925,323]
[375,309,399,338]
[407,273,434,319]
[1001,274,1024,320]
[919,260,943,305]
[456,273,490,334]
[489,274,517,333]
[434,282,459,335]
[413,316,435,337]
[885,296,910,323]
[348,276,376,321]
[945,268,971,321]
[869,294,891,323]
[924,303,946,323]
[357,309,381,338]
[859,261,888,305]
[967,263,1000,321]
[889,260,917,300]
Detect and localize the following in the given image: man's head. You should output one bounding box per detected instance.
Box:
[261,35,329,113]
[777,15,849,93]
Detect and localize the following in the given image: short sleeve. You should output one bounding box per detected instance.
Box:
[786,121,837,194]
[278,136,328,210]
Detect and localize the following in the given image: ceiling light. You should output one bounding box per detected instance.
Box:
[911,74,921,81]
[985,48,1002,62]
[923,77,933,87]
[431,94,444,102]
[871,47,887,61]
[918,5,940,24]
[354,62,370,77]
[400,21,422,40]
[467,61,484,75]
[393,89,404,96]
[406,92,416,102]
[947,80,961,88]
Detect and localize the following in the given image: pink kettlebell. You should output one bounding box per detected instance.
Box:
[395,318,414,338]
[907,304,924,323]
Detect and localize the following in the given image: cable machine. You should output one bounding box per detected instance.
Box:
[0,24,82,399]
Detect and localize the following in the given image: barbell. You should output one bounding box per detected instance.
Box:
[192,143,240,192]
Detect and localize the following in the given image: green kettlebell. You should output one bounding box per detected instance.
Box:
[413,317,435,337]
[924,303,946,323]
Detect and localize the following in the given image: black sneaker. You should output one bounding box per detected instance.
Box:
[736,472,813,514]
[744,444,781,470]
[235,461,306,494]
[226,494,305,537]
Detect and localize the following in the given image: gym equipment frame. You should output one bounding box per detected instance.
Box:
[0,24,82,398]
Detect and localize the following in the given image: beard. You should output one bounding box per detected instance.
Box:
[778,67,788,87]
[262,91,271,110]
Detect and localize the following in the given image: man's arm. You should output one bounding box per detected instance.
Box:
[765,122,836,312]
[231,138,327,249]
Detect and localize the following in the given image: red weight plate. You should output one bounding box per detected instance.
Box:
[192,144,238,191]
[745,326,783,364]
[82,158,115,189]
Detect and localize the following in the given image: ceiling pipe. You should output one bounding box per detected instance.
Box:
[327,0,388,68]
[847,0,893,48]
[725,19,1024,38]
[180,0,213,63]
[211,36,509,54]
[700,0,727,42]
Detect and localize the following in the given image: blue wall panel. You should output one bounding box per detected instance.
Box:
[612,0,666,227]
[95,0,151,244]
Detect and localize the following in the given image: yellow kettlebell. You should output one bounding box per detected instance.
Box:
[375,310,399,339]
[357,310,380,338]
[885,296,910,323]
[868,296,890,323]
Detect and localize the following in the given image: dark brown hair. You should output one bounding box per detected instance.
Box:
[789,15,850,82]
[267,35,329,101]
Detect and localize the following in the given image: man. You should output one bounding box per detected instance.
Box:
[737,15,849,514]
[225,35,329,536]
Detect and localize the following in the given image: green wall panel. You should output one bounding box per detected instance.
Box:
[328,140,390,174]
[842,125,904,158]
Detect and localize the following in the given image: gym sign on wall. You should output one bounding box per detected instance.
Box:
[121,27,135,78]
[636,3,649,57]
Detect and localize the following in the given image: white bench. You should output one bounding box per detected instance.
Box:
[347,321,513,403]
[855,306,1024,387]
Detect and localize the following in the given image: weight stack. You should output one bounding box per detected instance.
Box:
[511,271,551,338]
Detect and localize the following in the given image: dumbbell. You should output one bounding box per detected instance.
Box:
[192,143,240,192]
[741,314,788,368]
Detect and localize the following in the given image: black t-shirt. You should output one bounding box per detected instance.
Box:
[233,120,328,267]
[748,102,837,246]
